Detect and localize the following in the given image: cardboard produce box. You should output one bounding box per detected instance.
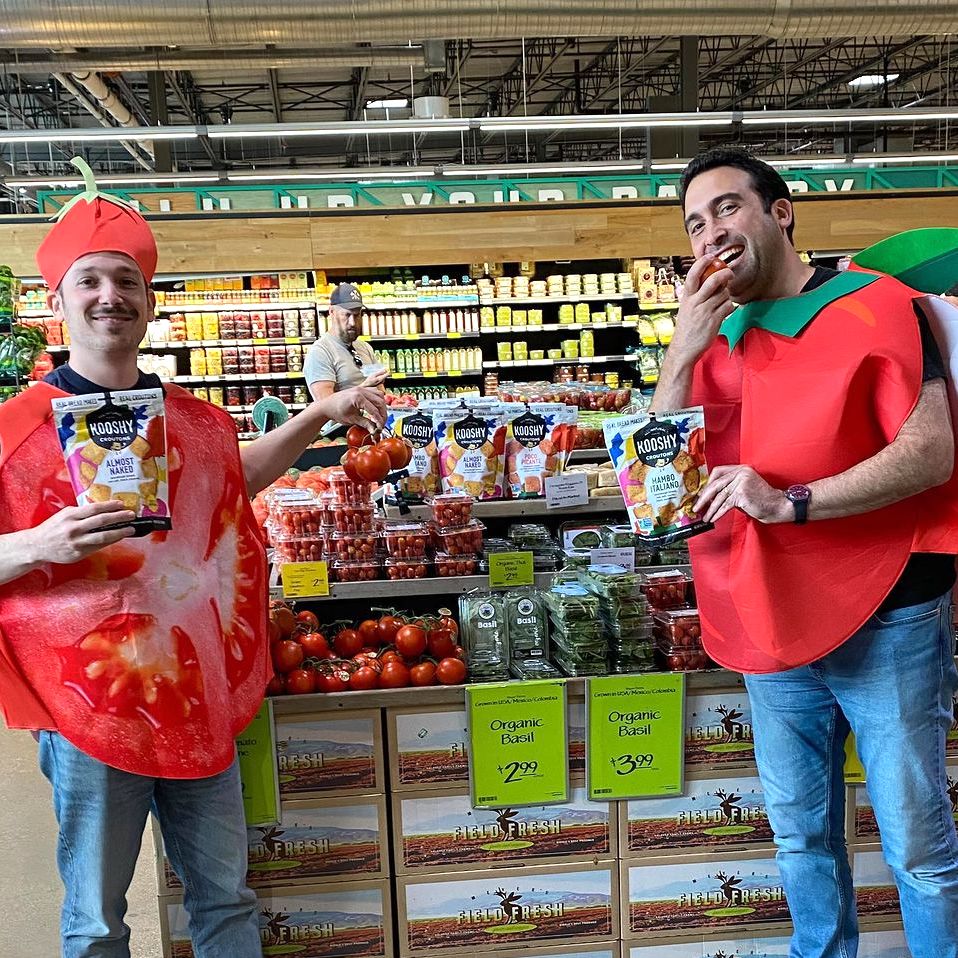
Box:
[621,772,772,858]
[853,850,901,922]
[621,851,789,938]
[393,785,616,874]
[684,688,756,771]
[858,927,910,956]
[160,879,392,958]
[949,692,958,756]
[275,709,385,798]
[155,795,388,892]
[388,699,586,791]
[397,861,618,955]
[485,945,619,958]
[628,934,792,956]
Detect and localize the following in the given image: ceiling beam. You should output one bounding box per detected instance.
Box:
[267,68,283,122]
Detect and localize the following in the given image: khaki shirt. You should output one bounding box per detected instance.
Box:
[304,333,378,390]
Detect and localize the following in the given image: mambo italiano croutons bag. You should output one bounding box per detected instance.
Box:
[434,405,507,499]
[603,406,710,544]
[52,388,172,533]
[504,402,578,497]
[384,406,441,500]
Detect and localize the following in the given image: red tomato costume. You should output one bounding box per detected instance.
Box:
[0,166,268,777]
[689,266,958,674]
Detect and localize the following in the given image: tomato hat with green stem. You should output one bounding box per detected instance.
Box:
[35,156,158,290]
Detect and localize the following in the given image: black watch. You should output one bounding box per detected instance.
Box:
[785,484,811,525]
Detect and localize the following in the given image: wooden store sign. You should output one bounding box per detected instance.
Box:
[38,163,958,213]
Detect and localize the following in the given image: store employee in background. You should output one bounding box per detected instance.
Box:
[306,282,386,401]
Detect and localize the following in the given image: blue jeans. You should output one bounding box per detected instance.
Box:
[745,591,958,958]
[38,732,261,958]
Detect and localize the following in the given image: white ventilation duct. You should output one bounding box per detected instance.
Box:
[413,96,450,119]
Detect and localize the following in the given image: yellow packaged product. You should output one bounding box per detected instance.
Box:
[652,313,675,345]
[496,306,512,326]
[480,306,495,328]
[51,388,172,533]
[512,310,527,326]
[637,317,658,345]
[575,302,591,323]
[558,304,575,324]
[528,309,544,325]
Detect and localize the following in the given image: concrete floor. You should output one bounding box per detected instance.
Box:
[0,728,162,958]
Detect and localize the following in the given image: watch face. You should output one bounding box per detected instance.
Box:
[786,484,811,502]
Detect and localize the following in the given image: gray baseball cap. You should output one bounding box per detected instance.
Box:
[330,282,364,310]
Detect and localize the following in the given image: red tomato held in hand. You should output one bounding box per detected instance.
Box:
[266,673,285,696]
[346,425,373,449]
[349,666,380,691]
[354,445,391,483]
[427,628,457,660]
[316,671,349,693]
[341,448,363,482]
[272,639,305,674]
[295,610,320,630]
[380,436,413,469]
[379,661,411,689]
[376,615,402,646]
[436,657,468,685]
[285,668,317,694]
[299,631,330,659]
[409,661,437,686]
[358,619,380,646]
[333,628,364,659]
[395,624,427,659]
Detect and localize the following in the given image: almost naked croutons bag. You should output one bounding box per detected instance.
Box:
[603,406,710,544]
[433,404,507,499]
[504,402,578,497]
[52,388,172,533]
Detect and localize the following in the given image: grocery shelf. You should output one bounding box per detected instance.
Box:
[268,568,557,601]
[483,354,634,368]
[385,494,626,520]
[358,331,480,342]
[389,369,482,380]
[363,299,480,309]
[481,322,636,334]
[639,301,680,311]
[171,371,305,383]
[480,292,637,305]
[225,403,308,413]
[156,300,317,313]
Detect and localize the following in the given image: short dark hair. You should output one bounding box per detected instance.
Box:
[680,147,795,242]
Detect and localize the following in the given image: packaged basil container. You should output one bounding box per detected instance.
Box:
[504,588,549,661]
[458,590,510,681]
[600,524,640,549]
[545,584,609,675]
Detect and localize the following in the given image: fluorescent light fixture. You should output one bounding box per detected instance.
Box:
[768,156,847,169]
[365,97,409,109]
[5,172,220,188]
[742,107,958,125]
[852,152,958,165]
[650,161,688,170]
[848,73,900,89]
[442,161,649,177]
[226,167,434,182]
[479,112,734,132]
[208,118,468,139]
[0,126,198,144]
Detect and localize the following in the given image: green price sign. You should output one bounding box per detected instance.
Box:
[467,679,569,808]
[586,673,685,800]
[488,550,534,588]
[235,699,281,826]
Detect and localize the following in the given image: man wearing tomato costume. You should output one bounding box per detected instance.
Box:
[652,147,958,957]
[0,160,386,958]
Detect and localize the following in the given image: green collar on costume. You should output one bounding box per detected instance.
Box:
[719,270,880,351]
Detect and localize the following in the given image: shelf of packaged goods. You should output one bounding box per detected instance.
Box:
[171,372,305,383]
[270,663,733,713]
[479,292,637,305]
[568,448,612,462]
[639,301,679,311]
[362,298,480,310]
[16,308,52,318]
[268,567,558,602]
[225,403,308,413]
[357,331,480,342]
[481,322,637,334]
[49,337,319,354]
[156,300,317,313]
[483,355,634,369]
[388,369,482,380]
[384,493,625,520]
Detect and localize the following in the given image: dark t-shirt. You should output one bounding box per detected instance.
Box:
[801,266,956,611]
[43,364,163,395]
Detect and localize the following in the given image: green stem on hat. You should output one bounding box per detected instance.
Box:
[50,154,141,221]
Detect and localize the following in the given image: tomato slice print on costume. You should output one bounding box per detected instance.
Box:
[59,613,205,728]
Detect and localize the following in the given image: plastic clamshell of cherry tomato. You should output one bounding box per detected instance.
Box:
[640,570,692,609]
[384,556,431,579]
[329,473,374,506]
[273,535,326,565]
[331,558,382,582]
[331,530,380,561]
[652,608,702,647]
[429,519,485,556]
[653,638,712,672]
[430,492,474,528]
[332,503,375,534]
[434,551,480,577]
[382,521,430,558]
[272,499,325,537]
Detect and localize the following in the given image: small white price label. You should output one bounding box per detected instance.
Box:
[589,547,635,571]
[545,472,591,509]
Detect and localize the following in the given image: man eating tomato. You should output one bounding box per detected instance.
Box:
[0,159,385,958]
